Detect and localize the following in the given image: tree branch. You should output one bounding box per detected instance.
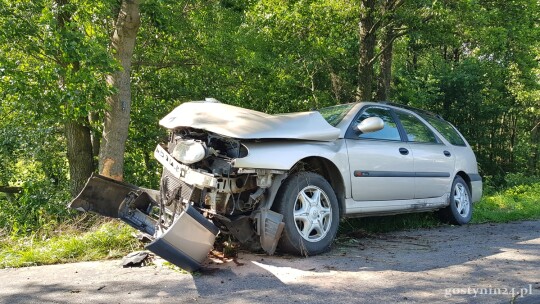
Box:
[369,0,406,35]
[0,186,22,194]
[368,29,409,66]
[132,59,199,70]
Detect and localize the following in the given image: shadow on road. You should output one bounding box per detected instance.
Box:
[188,220,540,302]
[1,221,538,303]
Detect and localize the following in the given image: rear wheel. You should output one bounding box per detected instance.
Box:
[439,176,472,225]
[272,172,339,255]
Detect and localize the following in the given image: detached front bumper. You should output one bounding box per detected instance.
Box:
[69,174,219,271]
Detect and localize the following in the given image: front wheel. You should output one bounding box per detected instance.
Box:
[439,176,473,225]
[272,172,340,256]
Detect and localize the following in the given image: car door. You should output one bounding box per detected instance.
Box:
[394,110,455,199]
[345,106,415,201]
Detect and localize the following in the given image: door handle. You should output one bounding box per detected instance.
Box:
[399,147,409,155]
[443,150,451,157]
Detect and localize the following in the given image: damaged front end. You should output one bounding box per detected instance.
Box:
[69,174,219,271]
[69,101,292,271]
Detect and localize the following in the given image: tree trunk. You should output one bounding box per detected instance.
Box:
[375,27,394,101]
[56,0,95,196]
[89,111,101,159]
[65,119,95,196]
[99,0,141,181]
[531,123,540,174]
[330,71,343,103]
[357,0,377,101]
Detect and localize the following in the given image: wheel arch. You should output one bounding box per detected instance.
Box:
[455,171,472,195]
[289,156,346,217]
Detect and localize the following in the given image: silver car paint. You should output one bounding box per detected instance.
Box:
[345,139,415,201]
[234,140,353,197]
[408,142,455,199]
[344,194,449,215]
[160,101,341,141]
[150,207,217,265]
[349,103,482,203]
[70,101,482,271]
[412,112,483,201]
[453,144,483,200]
[471,181,483,202]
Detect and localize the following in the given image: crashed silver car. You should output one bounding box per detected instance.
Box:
[70,99,482,271]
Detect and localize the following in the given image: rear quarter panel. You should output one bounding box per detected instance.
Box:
[452,145,483,202]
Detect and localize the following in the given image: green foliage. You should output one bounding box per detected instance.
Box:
[0,221,141,268]
[0,0,117,235]
[473,180,540,223]
[0,179,72,235]
[0,120,72,235]
[392,0,540,180]
[124,96,169,188]
[241,0,359,111]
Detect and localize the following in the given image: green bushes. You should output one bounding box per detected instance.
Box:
[0,178,72,236]
[472,179,540,223]
[0,221,140,268]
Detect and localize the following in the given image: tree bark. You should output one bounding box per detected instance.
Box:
[375,27,394,101]
[65,119,95,196]
[56,0,95,196]
[99,0,141,181]
[357,0,377,101]
[88,111,101,160]
[330,71,343,103]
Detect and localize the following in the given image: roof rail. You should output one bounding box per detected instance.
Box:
[381,102,444,120]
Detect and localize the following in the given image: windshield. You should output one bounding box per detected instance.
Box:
[317,103,355,126]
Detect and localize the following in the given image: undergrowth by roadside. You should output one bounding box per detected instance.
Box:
[1,179,538,268]
[0,220,141,268]
[472,182,540,223]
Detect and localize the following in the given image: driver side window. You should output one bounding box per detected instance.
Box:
[355,107,401,141]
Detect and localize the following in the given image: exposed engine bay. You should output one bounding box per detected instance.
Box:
[163,128,268,214]
[155,126,288,249]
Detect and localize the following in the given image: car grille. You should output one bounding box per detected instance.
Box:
[161,168,194,205]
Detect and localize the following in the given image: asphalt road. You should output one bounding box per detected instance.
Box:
[1,220,539,304]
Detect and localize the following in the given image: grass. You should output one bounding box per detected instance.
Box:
[339,212,441,236]
[472,182,540,223]
[0,220,141,268]
[0,181,538,268]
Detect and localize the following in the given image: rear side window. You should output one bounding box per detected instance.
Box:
[422,115,466,146]
[355,107,401,141]
[395,111,438,143]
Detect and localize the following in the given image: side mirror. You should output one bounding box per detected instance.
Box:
[355,117,384,134]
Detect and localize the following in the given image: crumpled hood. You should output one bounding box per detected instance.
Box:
[159,101,340,141]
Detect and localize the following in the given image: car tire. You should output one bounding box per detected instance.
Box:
[272,171,340,256]
[439,176,473,225]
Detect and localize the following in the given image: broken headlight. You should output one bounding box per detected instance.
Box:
[172,139,207,164]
